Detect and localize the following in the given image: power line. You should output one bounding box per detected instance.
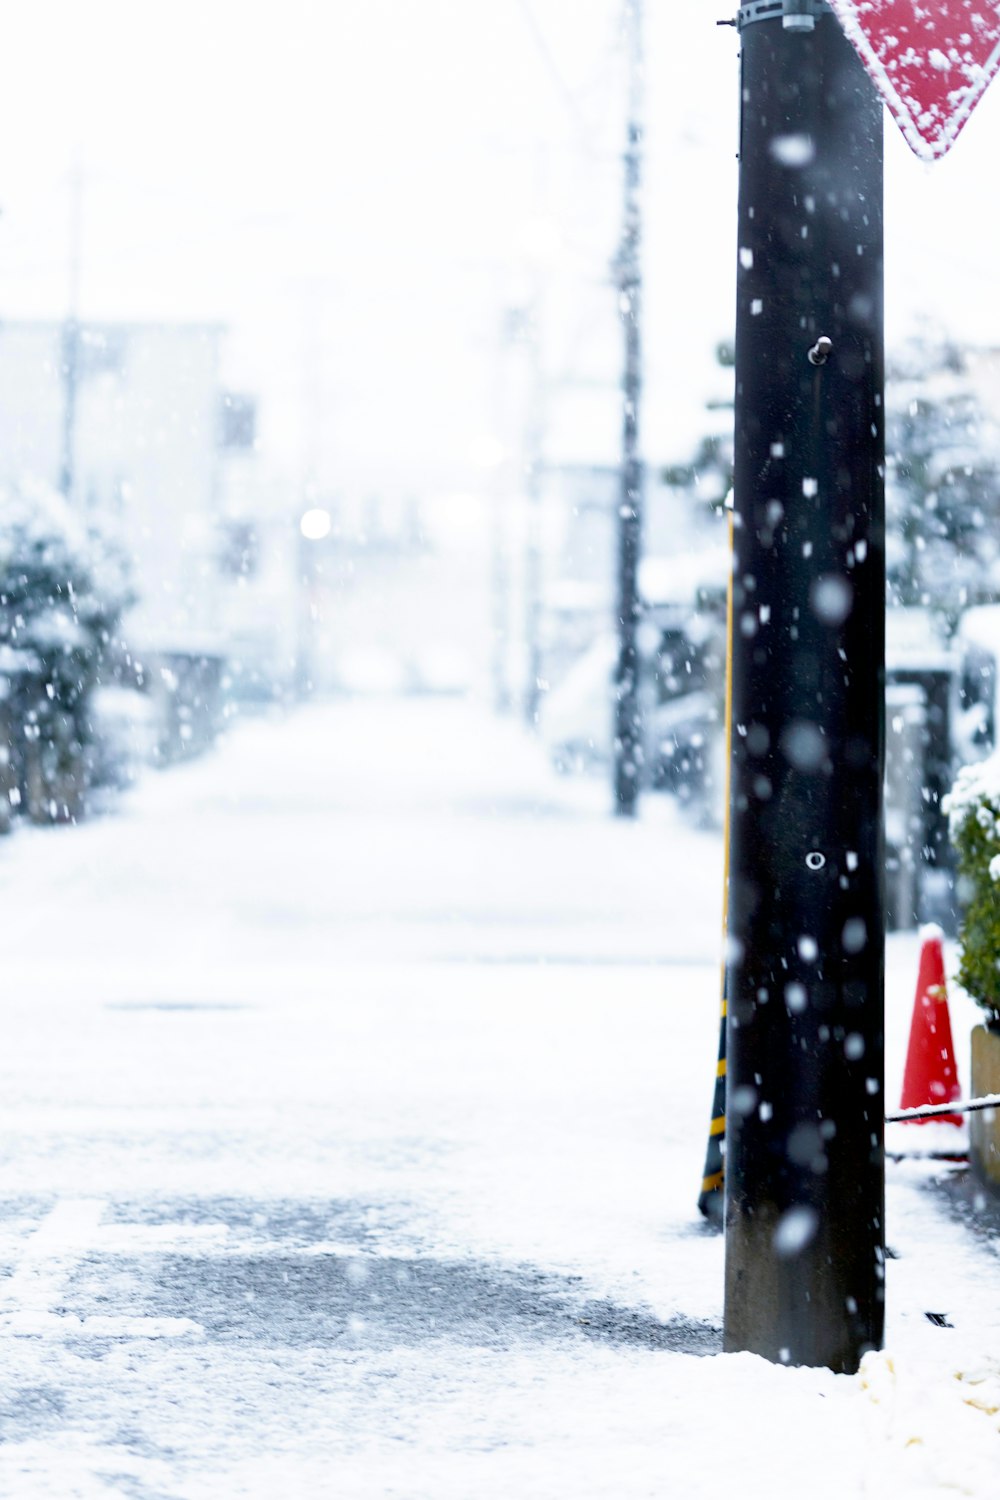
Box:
[512,0,597,150]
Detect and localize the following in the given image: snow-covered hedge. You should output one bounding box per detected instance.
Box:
[0,484,134,821]
[944,756,1000,1021]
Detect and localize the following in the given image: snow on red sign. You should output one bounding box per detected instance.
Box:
[827,0,1000,160]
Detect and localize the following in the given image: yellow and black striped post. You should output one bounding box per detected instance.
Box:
[698,989,727,1221]
[697,508,735,1225]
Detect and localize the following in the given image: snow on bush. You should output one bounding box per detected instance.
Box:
[944,755,1000,1020]
[0,483,134,819]
[0,484,132,656]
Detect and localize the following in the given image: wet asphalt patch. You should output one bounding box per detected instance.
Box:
[1,1197,721,1358]
[66,1250,721,1356]
[101,1196,395,1249]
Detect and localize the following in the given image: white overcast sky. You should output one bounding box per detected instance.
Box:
[2,1,1000,499]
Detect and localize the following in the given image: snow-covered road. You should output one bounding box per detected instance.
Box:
[0,698,997,1498]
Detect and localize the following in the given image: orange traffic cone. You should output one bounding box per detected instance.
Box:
[900,928,962,1128]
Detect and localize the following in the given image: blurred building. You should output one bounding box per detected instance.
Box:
[0,319,300,696]
[536,381,727,691]
[0,320,499,706]
[295,491,487,698]
[0,322,220,636]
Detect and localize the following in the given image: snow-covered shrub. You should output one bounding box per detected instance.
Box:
[0,484,134,821]
[887,339,1000,622]
[944,755,1000,1021]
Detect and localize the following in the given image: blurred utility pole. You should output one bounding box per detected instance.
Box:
[723,0,885,1374]
[488,304,516,715]
[522,297,545,726]
[499,298,546,726]
[613,0,644,815]
[489,463,513,714]
[60,161,84,501]
[295,279,328,700]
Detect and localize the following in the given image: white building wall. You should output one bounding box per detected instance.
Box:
[0,320,227,649]
[0,323,65,490]
[76,324,223,644]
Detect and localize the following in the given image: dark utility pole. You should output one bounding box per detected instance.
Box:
[613,0,644,815]
[724,0,885,1373]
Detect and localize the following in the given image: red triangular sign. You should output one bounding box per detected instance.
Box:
[827,0,1000,160]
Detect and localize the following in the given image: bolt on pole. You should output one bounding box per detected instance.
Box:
[724,0,885,1373]
[614,0,644,816]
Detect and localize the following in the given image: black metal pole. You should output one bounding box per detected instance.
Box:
[614,0,644,815]
[724,0,885,1373]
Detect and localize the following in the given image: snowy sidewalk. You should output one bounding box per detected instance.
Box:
[0,698,997,1498]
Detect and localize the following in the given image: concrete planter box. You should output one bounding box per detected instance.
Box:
[970,1023,1000,1187]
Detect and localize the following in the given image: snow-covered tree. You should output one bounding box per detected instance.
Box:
[0,485,134,823]
[886,339,1000,623]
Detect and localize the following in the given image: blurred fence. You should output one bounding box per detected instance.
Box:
[0,646,227,831]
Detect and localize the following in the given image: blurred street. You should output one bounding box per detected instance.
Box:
[0,698,997,1498]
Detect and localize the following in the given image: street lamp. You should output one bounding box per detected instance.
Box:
[300,507,332,542]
